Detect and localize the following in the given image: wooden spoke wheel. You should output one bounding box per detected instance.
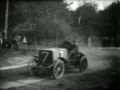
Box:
[28,59,39,76]
[53,61,65,79]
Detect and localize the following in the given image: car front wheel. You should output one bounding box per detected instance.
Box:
[53,60,65,79]
[28,58,39,76]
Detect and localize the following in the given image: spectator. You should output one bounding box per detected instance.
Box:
[0,31,2,47]
[23,36,27,44]
[88,37,91,47]
[27,39,32,50]
[1,38,11,50]
[11,37,19,51]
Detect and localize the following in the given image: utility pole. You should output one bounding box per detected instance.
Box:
[4,0,9,40]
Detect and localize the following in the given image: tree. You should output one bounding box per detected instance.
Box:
[96,1,120,47]
[10,1,75,44]
[71,2,98,37]
[97,1,120,38]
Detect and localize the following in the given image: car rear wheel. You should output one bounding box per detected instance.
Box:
[28,59,39,76]
[79,56,88,72]
[53,60,65,79]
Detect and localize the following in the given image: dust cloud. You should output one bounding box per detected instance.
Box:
[80,48,113,74]
[87,59,111,72]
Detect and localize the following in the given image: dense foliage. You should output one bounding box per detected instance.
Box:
[0,0,120,47]
[8,1,77,42]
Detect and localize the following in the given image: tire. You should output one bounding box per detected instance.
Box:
[53,60,65,79]
[79,56,88,72]
[28,59,39,76]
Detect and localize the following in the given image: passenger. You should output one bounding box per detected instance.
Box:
[72,40,79,53]
[68,40,79,58]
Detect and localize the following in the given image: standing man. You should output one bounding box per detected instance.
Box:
[88,37,91,47]
[0,31,2,48]
[27,39,32,50]
[23,36,27,44]
[11,37,19,50]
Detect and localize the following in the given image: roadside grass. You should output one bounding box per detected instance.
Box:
[0,46,120,68]
[0,49,38,67]
[0,45,55,67]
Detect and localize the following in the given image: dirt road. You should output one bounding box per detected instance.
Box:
[0,48,120,90]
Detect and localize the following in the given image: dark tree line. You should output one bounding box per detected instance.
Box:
[71,1,120,47]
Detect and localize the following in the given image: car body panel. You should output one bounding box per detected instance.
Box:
[38,48,68,66]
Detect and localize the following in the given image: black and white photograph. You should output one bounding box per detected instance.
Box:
[0,0,120,90]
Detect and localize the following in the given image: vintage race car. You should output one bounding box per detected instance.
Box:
[28,41,88,79]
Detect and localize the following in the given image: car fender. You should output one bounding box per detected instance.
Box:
[75,52,85,59]
[80,55,87,62]
[79,55,88,67]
